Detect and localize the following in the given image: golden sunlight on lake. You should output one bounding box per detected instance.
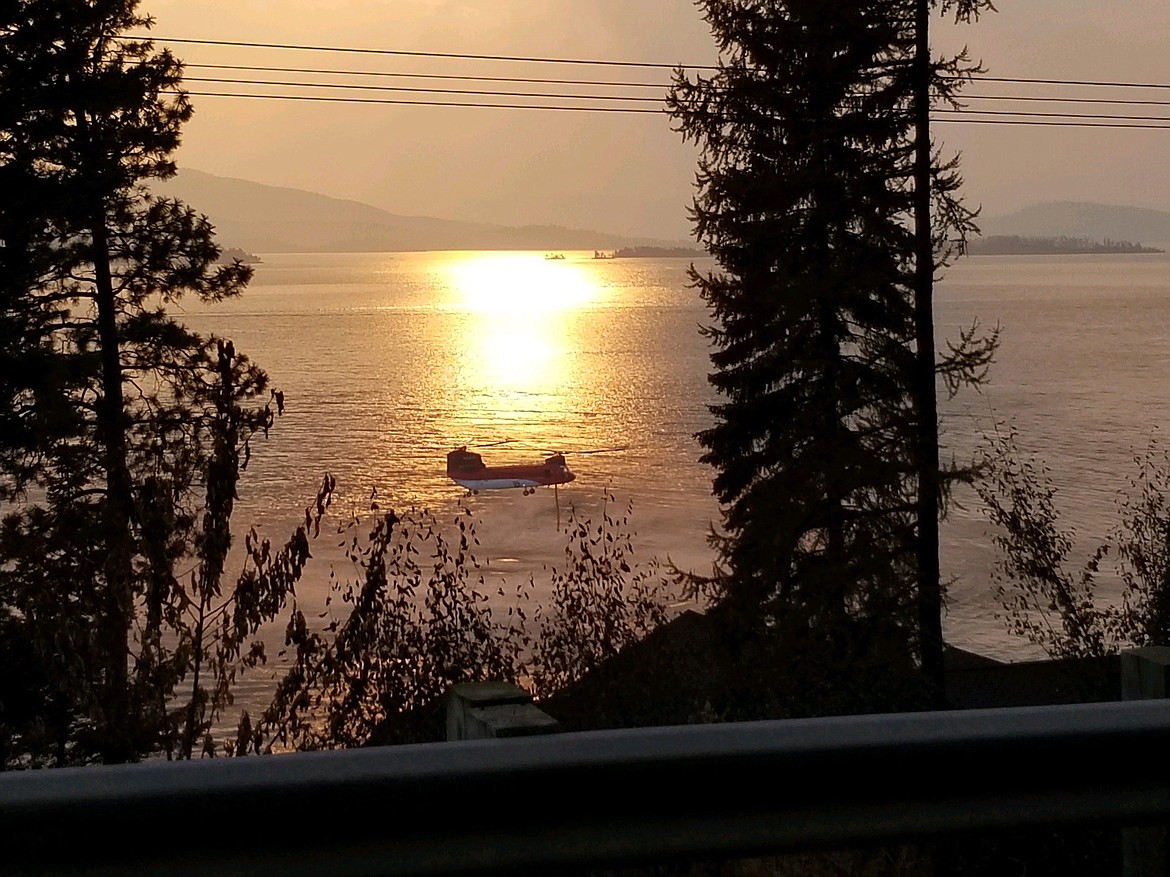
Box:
[170,250,1170,670]
[179,249,719,585]
[445,252,602,314]
[434,252,610,449]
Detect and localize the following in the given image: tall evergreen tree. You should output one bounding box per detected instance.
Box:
[0,0,306,764]
[667,0,994,712]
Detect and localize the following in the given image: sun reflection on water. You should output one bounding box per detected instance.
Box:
[447,252,600,314]
[445,253,603,392]
[435,252,607,454]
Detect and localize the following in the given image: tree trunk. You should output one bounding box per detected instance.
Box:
[913,0,945,706]
[91,206,137,762]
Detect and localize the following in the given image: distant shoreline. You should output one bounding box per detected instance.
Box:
[968,235,1165,256]
[612,246,705,258]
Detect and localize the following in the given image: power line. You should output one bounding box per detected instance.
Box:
[182,66,1170,108]
[935,107,1170,124]
[181,76,1170,116]
[143,36,1170,126]
[175,91,668,114]
[184,63,671,90]
[962,94,1170,108]
[970,75,1170,91]
[133,35,713,71]
[938,118,1170,130]
[183,76,666,104]
[177,89,1170,128]
[138,35,1170,93]
[176,78,1170,122]
[182,73,1170,114]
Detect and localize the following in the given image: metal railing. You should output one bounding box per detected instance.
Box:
[3,699,1170,876]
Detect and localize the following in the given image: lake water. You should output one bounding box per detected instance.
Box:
[179,249,1170,677]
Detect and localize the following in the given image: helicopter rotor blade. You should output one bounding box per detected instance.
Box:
[470,438,515,449]
[542,446,630,456]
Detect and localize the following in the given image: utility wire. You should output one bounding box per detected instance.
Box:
[136,35,1170,93]
[147,36,1170,125]
[934,107,1170,124]
[183,63,672,90]
[177,77,1170,121]
[183,76,666,103]
[177,89,1170,128]
[181,67,1170,109]
[182,76,1170,116]
[132,35,714,70]
[175,91,668,114]
[939,118,1170,130]
[971,75,1170,91]
[962,94,1170,108]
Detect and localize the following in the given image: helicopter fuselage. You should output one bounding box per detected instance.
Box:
[446,447,576,491]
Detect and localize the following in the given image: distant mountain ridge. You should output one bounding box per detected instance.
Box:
[981,202,1170,249]
[158,175,1170,256]
[156,169,694,254]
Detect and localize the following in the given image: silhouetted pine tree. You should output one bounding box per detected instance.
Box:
[0,0,304,765]
[666,0,995,714]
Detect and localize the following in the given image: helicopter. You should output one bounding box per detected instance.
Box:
[446,441,628,517]
[445,445,576,493]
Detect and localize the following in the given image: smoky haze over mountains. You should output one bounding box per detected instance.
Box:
[162,169,1170,256]
[158,169,694,253]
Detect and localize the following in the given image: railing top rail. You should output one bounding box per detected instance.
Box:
[4,700,1170,876]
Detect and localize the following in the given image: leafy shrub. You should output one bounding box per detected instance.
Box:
[238,493,672,752]
[529,495,669,695]
[979,425,1170,659]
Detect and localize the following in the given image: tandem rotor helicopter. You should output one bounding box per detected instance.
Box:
[445,440,627,526]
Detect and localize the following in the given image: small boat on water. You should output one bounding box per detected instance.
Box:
[446,446,576,492]
[544,253,565,260]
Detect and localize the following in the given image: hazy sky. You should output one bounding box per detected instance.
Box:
[144,1,1170,239]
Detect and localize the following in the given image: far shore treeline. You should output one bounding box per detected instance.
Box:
[969,234,1165,255]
